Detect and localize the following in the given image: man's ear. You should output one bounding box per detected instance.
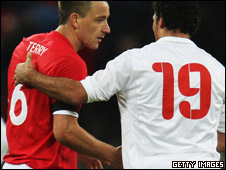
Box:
[159,17,164,29]
[70,13,80,29]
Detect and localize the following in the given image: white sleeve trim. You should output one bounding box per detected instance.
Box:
[81,77,94,103]
[53,110,79,118]
[81,74,111,103]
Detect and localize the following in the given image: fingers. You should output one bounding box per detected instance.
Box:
[14,69,19,85]
[93,160,103,169]
[95,161,103,169]
[15,80,19,86]
[14,74,20,86]
[102,160,111,166]
[85,160,103,169]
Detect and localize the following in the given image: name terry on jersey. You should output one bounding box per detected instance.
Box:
[26,41,48,56]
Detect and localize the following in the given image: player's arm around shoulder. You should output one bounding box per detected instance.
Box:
[14,52,87,105]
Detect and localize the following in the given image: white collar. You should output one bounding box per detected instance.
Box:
[157,36,197,46]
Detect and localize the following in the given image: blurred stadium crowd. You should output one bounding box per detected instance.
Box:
[1,1,225,168]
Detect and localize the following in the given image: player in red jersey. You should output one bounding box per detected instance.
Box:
[13,1,225,169]
[3,1,122,169]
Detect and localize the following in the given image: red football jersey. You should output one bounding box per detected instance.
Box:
[4,31,88,169]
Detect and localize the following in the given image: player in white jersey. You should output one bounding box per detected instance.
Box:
[14,1,225,169]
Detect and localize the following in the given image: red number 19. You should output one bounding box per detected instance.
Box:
[153,63,211,120]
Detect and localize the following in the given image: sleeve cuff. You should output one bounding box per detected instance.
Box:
[53,110,79,118]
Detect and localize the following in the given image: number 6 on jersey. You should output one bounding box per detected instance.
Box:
[9,84,28,126]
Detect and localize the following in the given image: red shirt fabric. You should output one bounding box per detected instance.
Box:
[4,31,87,169]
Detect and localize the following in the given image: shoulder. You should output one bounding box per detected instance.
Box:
[35,45,87,79]
[197,47,225,70]
[25,32,49,42]
[39,51,87,72]
[116,43,152,59]
[114,42,156,65]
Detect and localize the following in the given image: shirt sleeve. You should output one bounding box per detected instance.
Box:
[81,50,132,103]
[218,100,225,133]
[217,67,225,133]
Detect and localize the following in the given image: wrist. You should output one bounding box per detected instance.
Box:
[106,147,118,163]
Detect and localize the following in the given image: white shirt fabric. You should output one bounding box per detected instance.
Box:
[2,162,32,169]
[81,36,225,169]
[1,117,8,165]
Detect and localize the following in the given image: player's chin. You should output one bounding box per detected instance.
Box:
[89,43,100,50]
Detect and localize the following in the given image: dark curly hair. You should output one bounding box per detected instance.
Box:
[152,1,202,36]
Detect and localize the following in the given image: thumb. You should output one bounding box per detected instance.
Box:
[26,52,34,68]
[26,52,32,61]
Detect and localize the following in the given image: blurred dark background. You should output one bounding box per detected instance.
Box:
[1,1,225,168]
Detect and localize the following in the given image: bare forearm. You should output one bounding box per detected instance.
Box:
[53,115,122,168]
[23,69,87,105]
[217,131,225,152]
[60,125,117,163]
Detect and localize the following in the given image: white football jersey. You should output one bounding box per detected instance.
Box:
[81,36,225,169]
